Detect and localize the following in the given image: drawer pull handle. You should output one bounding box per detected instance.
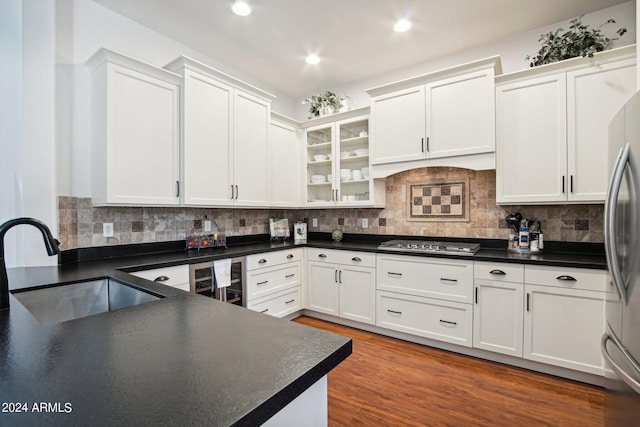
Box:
[287,254,294,259]
[440,320,457,326]
[257,280,269,285]
[154,276,169,282]
[440,278,457,283]
[260,308,269,313]
[352,257,362,262]
[556,275,577,281]
[285,274,295,279]
[285,299,295,304]
[258,259,267,264]
[318,254,327,258]
[388,272,403,277]
[387,309,402,315]
[489,270,506,275]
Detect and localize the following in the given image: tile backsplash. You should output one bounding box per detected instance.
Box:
[58,167,603,250]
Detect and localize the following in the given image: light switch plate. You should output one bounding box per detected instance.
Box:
[103,223,114,237]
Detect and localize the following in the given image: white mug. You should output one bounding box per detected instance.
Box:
[352,170,363,180]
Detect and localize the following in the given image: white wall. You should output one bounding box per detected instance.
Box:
[296,1,637,120]
[0,0,58,268]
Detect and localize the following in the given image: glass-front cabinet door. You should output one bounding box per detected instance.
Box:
[304,113,375,207]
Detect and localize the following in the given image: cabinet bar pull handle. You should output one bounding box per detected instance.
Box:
[475,287,478,304]
[318,254,327,258]
[562,176,565,193]
[439,320,457,326]
[426,137,430,152]
[176,181,180,197]
[352,257,362,262]
[421,137,425,153]
[440,278,457,283]
[258,259,267,264]
[338,270,342,283]
[230,185,235,199]
[257,280,269,285]
[260,308,269,313]
[387,272,402,277]
[235,185,239,200]
[387,309,402,315]
[285,274,295,279]
[285,299,295,304]
[335,270,338,283]
[489,269,506,275]
[556,275,577,281]
[526,293,530,312]
[287,254,294,259]
[570,175,574,193]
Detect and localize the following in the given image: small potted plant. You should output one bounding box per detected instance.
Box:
[302,91,350,118]
[526,16,626,67]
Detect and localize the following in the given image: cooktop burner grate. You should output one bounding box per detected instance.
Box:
[377,240,481,255]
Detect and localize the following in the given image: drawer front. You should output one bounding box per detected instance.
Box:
[246,248,303,271]
[474,261,524,283]
[376,290,473,347]
[130,265,189,287]
[377,254,473,303]
[247,262,301,300]
[247,287,302,318]
[524,265,607,292]
[307,248,376,268]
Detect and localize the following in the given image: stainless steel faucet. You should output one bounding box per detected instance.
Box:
[0,218,60,310]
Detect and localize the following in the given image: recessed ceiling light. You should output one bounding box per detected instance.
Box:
[306,54,320,65]
[232,1,251,16]
[394,19,412,33]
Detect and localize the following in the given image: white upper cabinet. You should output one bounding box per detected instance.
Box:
[166,56,275,208]
[87,49,181,206]
[367,56,501,177]
[269,114,300,208]
[496,46,636,204]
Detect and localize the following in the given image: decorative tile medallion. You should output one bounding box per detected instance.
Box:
[407,179,469,222]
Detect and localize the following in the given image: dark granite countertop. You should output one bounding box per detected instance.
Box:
[1,233,605,425]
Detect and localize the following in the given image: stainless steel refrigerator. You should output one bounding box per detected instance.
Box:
[603,90,640,426]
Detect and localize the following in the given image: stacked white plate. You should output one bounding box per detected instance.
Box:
[311,175,326,183]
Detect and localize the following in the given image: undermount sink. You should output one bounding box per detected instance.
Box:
[11,279,162,325]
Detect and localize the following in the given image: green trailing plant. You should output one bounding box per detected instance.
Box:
[526,16,626,67]
[302,91,348,117]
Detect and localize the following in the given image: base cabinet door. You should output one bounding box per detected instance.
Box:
[523,284,606,375]
[473,280,524,357]
[307,262,340,316]
[339,265,376,325]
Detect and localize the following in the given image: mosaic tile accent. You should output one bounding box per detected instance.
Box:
[57,168,605,249]
[407,180,469,222]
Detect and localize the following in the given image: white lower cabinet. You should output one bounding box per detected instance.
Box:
[523,283,606,375]
[473,262,524,357]
[307,249,376,325]
[377,290,473,347]
[375,254,474,347]
[246,249,303,318]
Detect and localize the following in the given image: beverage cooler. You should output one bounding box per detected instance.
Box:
[189,257,246,306]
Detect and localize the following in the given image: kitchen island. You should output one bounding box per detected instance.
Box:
[0,264,351,426]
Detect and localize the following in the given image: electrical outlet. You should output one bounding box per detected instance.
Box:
[204,220,212,232]
[362,218,368,229]
[312,218,318,227]
[103,223,114,237]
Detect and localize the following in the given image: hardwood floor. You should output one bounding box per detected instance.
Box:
[294,316,605,427]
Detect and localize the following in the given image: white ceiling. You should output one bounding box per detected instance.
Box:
[93,0,629,98]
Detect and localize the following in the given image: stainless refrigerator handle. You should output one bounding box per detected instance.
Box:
[604,143,630,305]
[601,332,640,395]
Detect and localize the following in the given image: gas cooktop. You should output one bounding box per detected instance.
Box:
[377,240,481,255]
